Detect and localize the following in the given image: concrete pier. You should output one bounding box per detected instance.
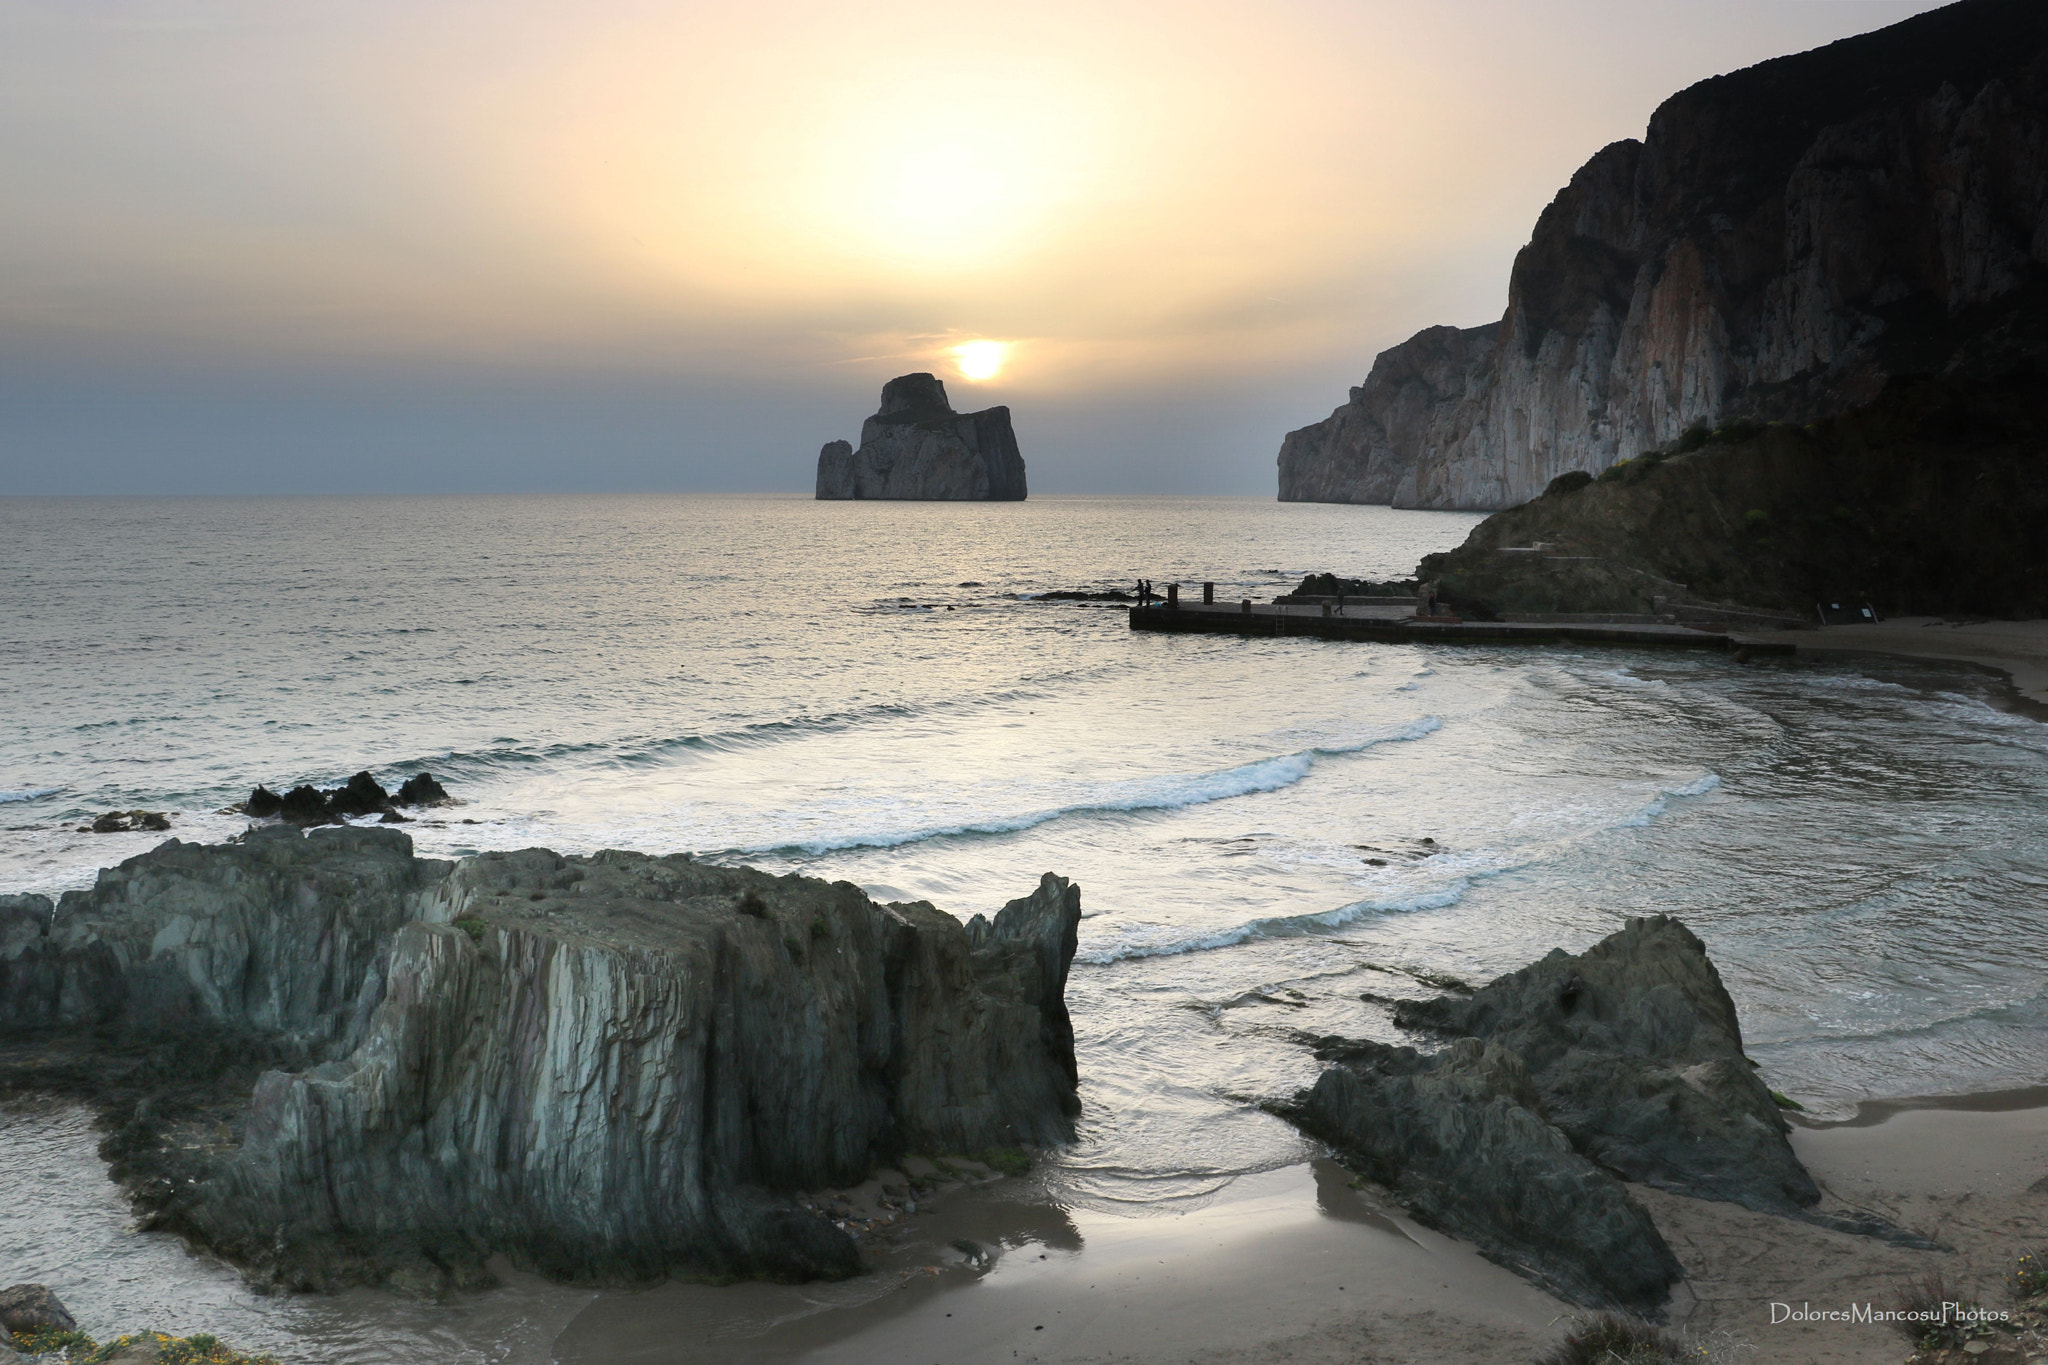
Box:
[1129,599,1795,653]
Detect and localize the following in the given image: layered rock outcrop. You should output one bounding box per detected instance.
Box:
[1287,1036,1681,1311]
[817,374,1027,500]
[0,830,1082,1291]
[1279,0,2048,510]
[1279,916,1927,1312]
[1393,916,1815,1215]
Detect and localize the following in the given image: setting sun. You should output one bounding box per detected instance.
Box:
[953,340,1007,381]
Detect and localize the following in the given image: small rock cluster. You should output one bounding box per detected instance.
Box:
[795,1157,1005,1246]
[77,811,171,835]
[244,771,450,826]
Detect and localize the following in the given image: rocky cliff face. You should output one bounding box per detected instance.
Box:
[817,373,1027,500]
[0,830,1081,1291]
[1280,0,2048,510]
[1418,360,2048,620]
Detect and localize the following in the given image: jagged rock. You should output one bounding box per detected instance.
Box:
[0,895,50,957]
[0,895,55,1031]
[84,811,171,834]
[816,374,1027,501]
[396,773,450,807]
[275,785,332,826]
[1394,915,1818,1214]
[246,771,450,827]
[0,1283,76,1334]
[1285,1037,1680,1311]
[3,828,436,1048]
[326,772,391,820]
[1279,0,2048,509]
[0,832,1082,1291]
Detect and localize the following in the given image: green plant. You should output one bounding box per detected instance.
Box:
[1598,459,1633,483]
[452,916,487,942]
[977,1147,1033,1177]
[1890,1270,1996,1350]
[1768,1090,1805,1111]
[809,914,830,939]
[1538,1313,1688,1364]
[1743,508,1770,528]
[2008,1247,2048,1299]
[14,1326,99,1359]
[83,1333,279,1365]
[737,889,770,919]
[1545,470,1595,497]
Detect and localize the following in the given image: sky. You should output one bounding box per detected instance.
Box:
[0,0,1948,496]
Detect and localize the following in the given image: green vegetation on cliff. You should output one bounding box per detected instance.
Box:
[1418,358,2048,622]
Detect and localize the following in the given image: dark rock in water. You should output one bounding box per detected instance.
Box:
[0,831,1082,1292]
[396,773,451,807]
[0,1283,77,1333]
[246,786,283,819]
[1285,1037,1680,1312]
[1276,573,1419,601]
[816,373,1027,501]
[1033,590,1134,602]
[276,785,333,826]
[1277,0,2048,509]
[1394,915,1819,1214]
[326,771,391,820]
[84,811,172,834]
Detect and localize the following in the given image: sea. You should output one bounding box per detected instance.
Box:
[3,493,2046,1363]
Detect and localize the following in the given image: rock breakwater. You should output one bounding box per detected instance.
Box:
[0,830,1081,1293]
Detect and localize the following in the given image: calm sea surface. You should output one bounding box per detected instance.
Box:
[3,494,2046,1362]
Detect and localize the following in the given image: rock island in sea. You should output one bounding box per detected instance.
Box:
[816,373,1027,501]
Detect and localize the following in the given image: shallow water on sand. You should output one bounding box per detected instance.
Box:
[3,494,2045,1360]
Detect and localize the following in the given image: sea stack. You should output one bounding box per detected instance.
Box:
[816,373,1027,500]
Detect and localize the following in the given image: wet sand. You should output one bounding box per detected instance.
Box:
[552,1095,2048,1365]
[549,1161,1565,1365]
[1741,617,2048,714]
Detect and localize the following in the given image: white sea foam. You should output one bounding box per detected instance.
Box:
[0,787,62,804]
[738,716,1445,856]
[1077,768,1725,966]
[1077,882,1473,965]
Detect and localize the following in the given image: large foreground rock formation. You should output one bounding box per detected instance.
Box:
[817,373,1027,500]
[1282,916,1867,1313]
[1279,0,2048,509]
[0,828,1081,1291]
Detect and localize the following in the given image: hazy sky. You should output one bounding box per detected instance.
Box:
[0,0,1946,495]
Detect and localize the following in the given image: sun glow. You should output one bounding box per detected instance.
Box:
[953,340,1008,381]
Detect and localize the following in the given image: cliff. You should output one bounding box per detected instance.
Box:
[0,829,1081,1292]
[817,373,1027,500]
[1279,0,2048,510]
[1416,359,2048,620]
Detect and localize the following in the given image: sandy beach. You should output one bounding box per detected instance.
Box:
[1744,618,2048,715]
[540,1094,2048,1365]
